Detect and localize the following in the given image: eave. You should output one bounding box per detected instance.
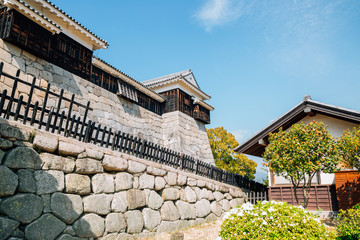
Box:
[193,97,214,111]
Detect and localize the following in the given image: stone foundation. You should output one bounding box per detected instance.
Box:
[0,119,244,239]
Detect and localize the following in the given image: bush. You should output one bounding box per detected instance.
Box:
[336,204,360,240]
[219,201,336,240]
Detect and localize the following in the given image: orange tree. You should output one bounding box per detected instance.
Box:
[339,126,360,170]
[263,121,340,208]
[207,127,256,179]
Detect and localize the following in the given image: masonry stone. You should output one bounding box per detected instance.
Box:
[33,134,58,153]
[205,213,217,222]
[165,172,177,186]
[143,208,161,231]
[65,173,91,195]
[40,153,74,173]
[220,199,230,211]
[211,201,222,217]
[105,213,126,233]
[24,213,66,240]
[154,176,166,190]
[83,194,113,215]
[0,166,18,197]
[58,141,84,156]
[187,177,197,186]
[16,169,36,193]
[175,201,196,220]
[139,173,155,189]
[102,155,127,171]
[224,193,233,200]
[0,137,13,149]
[78,148,103,160]
[160,201,180,221]
[156,221,179,233]
[0,193,43,224]
[111,191,128,212]
[100,233,118,240]
[0,217,20,240]
[92,173,114,193]
[41,194,51,213]
[127,189,146,210]
[147,166,166,176]
[73,213,105,238]
[0,149,4,164]
[0,123,30,141]
[206,182,215,191]
[162,187,180,201]
[205,189,215,201]
[195,199,211,218]
[57,234,83,240]
[181,186,197,203]
[147,190,163,210]
[4,147,42,169]
[197,180,206,187]
[213,191,224,201]
[116,233,135,240]
[229,199,239,209]
[177,174,187,186]
[51,192,83,224]
[63,226,76,236]
[125,210,144,234]
[34,170,64,195]
[133,176,139,188]
[235,197,244,205]
[127,161,146,174]
[115,172,133,191]
[75,158,103,174]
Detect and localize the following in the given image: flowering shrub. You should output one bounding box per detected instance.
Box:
[336,203,360,240]
[218,201,336,240]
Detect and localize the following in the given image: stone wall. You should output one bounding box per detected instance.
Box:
[0,39,214,163]
[0,119,244,240]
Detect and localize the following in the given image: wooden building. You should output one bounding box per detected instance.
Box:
[234,95,360,211]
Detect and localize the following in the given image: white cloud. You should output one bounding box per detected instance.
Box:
[231,129,251,143]
[194,0,243,31]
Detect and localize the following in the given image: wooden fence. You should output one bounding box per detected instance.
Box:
[0,61,267,193]
[246,191,268,204]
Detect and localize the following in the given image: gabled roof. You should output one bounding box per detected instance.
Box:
[234,95,360,157]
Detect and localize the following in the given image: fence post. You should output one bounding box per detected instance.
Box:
[5,70,20,119]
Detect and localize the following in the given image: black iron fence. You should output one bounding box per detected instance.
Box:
[0,61,267,193]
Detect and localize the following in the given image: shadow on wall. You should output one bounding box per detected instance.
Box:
[0,120,95,240]
[336,173,360,210]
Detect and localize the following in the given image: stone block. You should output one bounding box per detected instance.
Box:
[105,213,126,233]
[205,182,215,191]
[75,158,103,174]
[111,191,128,212]
[127,161,146,174]
[180,186,197,203]
[175,200,196,220]
[197,180,206,187]
[56,234,83,240]
[0,166,18,197]
[160,201,180,221]
[0,193,43,224]
[34,170,64,195]
[92,173,114,193]
[229,199,238,209]
[165,172,177,186]
[58,141,84,156]
[213,191,224,201]
[17,169,36,193]
[78,148,103,160]
[143,208,161,231]
[0,137,13,149]
[0,217,20,240]
[41,194,51,213]
[62,226,75,236]
[155,176,166,190]
[139,173,155,189]
[206,213,217,222]
[177,174,187,186]
[40,153,75,173]
[220,199,230,211]
[147,190,164,210]
[125,210,144,234]
[156,221,179,233]
[83,194,113,215]
[33,134,58,153]
[162,187,180,201]
[116,233,135,240]
[205,190,215,201]
[127,189,146,210]
[195,199,211,218]
[65,173,91,195]
[51,192,83,224]
[115,172,133,191]
[0,149,4,164]
[73,213,105,238]
[102,155,128,171]
[211,201,222,217]
[4,147,42,169]
[24,213,66,240]
[187,177,197,187]
[146,166,166,176]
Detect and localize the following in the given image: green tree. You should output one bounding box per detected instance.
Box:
[339,126,360,170]
[263,121,340,208]
[207,127,257,179]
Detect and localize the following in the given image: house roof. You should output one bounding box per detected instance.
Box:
[234,95,360,157]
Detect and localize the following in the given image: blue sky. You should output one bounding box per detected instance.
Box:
[51,0,360,182]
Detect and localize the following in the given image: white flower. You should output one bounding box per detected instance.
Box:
[215,237,222,240]
[262,220,268,225]
[261,211,267,216]
[268,207,275,212]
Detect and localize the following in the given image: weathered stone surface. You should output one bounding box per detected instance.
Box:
[0,217,19,240]
[34,170,64,195]
[105,213,126,233]
[181,186,197,203]
[194,218,206,226]
[146,166,166,176]
[127,161,146,174]
[41,194,51,213]
[224,193,232,200]
[0,149,4,164]
[125,210,144,234]
[160,201,180,221]
[0,122,29,141]
[205,213,217,222]
[164,172,177,186]
[162,187,180,201]
[154,176,166,190]
[205,182,215,191]
[127,189,146,210]
[187,177,197,187]
[0,194,43,224]
[4,147,42,169]
[205,190,215,201]
[147,190,163,210]
[177,174,187,186]
[194,187,206,200]
[235,197,244,205]
[33,135,58,153]
[11,228,24,238]
[17,169,36,193]
[111,192,127,212]
[63,226,76,236]
[219,185,229,193]
[229,188,241,198]
[83,194,112,215]
[133,176,139,189]
[73,213,105,238]
[78,148,103,160]
[75,158,103,174]
[175,201,196,220]
[213,191,224,201]
[115,172,133,191]
[0,137,13,149]
[156,221,179,233]
[92,173,114,193]
[24,213,66,240]
[51,192,83,224]
[116,233,135,240]
[197,180,206,187]
[58,141,84,156]
[0,166,18,197]
[40,153,75,173]
[229,199,238,208]
[195,199,211,218]
[102,155,127,171]
[57,234,83,240]
[65,173,90,195]
[220,199,230,211]
[143,208,161,231]
[139,174,155,189]
[211,201,222,217]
